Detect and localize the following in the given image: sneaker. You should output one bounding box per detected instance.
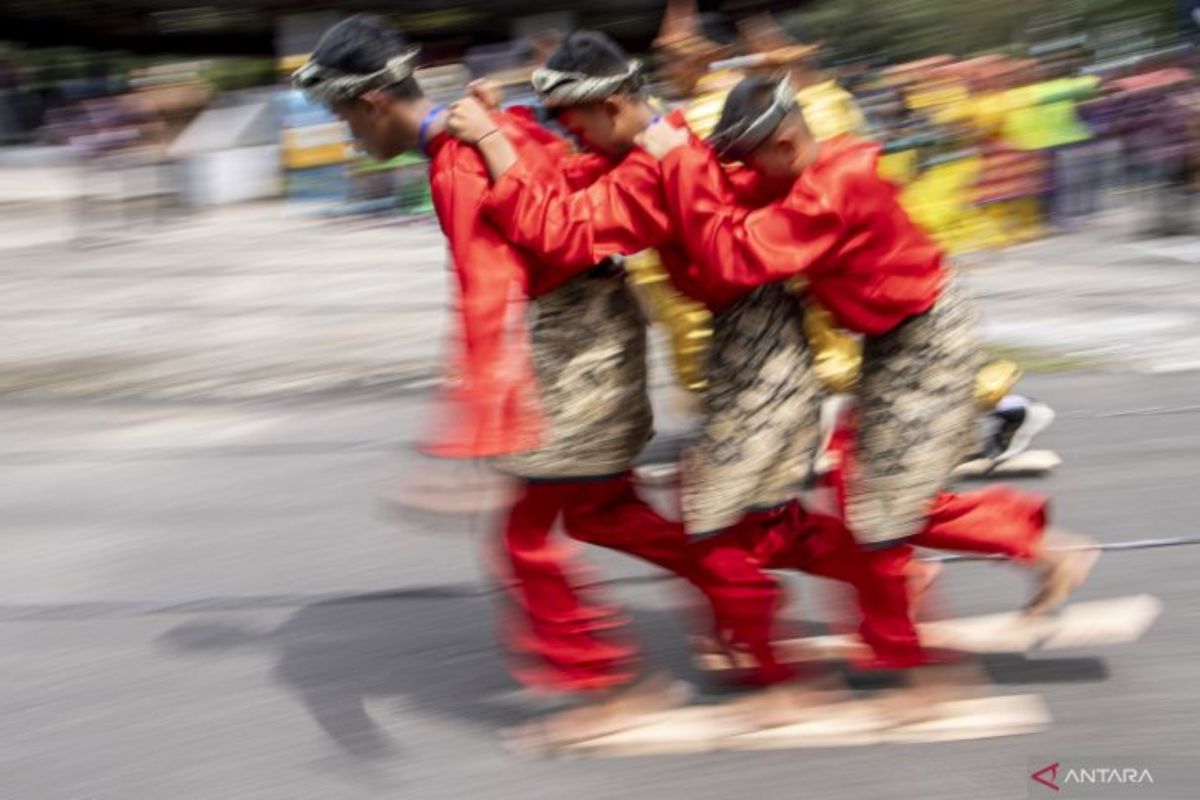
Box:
[985,401,1056,463]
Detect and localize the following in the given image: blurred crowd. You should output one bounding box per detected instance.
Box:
[1,57,214,236]
[1,4,1197,246]
[851,51,1200,247]
[632,9,1200,249]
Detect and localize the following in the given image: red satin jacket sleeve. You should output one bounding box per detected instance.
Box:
[724,162,779,206]
[424,135,541,459]
[503,106,572,158]
[659,142,845,296]
[482,148,673,295]
[496,105,612,190]
[559,151,613,190]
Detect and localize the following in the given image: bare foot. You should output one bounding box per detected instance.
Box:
[689,634,761,671]
[1025,532,1100,617]
[876,660,989,726]
[503,673,688,753]
[725,675,851,730]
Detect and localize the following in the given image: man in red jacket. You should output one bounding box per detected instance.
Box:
[638,74,1098,666]
[293,16,825,746]
[448,36,1094,695]
[449,31,849,721]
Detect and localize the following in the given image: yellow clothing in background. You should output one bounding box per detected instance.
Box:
[795,80,867,142]
[1003,77,1098,151]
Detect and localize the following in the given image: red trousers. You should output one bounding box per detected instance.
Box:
[497,455,1047,687]
[776,415,1049,669]
[496,473,795,693]
[759,488,1047,669]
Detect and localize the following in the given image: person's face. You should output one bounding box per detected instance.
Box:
[555,97,639,156]
[332,93,411,161]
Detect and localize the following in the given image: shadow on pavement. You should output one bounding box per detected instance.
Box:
[158,587,1111,761]
[157,589,705,761]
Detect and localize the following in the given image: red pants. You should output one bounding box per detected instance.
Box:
[496,473,795,693]
[784,414,1050,669]
[762,488,1047,669]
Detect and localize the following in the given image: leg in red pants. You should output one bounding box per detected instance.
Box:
[763,504,928,670]
[762,484,1052,672]
[784,418,1056,670]
[562,473,795,686]
[847,487,1050,669]
[496,479,638,694]
[497,473,796,693]
[913,486,1046,563]
[915,487,1096,616]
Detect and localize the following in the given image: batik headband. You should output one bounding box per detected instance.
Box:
[707,76,797,161]
[291,48,421,104]
[530,59,645,108]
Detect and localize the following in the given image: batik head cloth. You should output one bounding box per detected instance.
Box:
[291,49,420,104]
[708,76,797,161]
[530,59,645,109]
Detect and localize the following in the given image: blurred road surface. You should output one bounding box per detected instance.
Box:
[2,200,1199,799]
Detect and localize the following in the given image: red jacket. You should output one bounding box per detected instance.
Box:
[422,110,568,458]
[660,135,947,335]
[483,110,764,312]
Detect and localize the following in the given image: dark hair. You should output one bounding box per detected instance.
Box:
[545,31,632,78]
[714,76,778,137]
[311,14,423,100]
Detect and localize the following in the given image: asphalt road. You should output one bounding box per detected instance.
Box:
[2,369,1198,800]
[2,199,1199,799]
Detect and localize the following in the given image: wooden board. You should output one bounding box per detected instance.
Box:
[953,450,1062,479]
[559,693,1050,757]
[697,595,1162,671]
[634,449,1061,488]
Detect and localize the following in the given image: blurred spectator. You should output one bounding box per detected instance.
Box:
[1001,60,1100,230]
[1115,72,1198,234]
[967,60,1052,245]
[738,14,868,143]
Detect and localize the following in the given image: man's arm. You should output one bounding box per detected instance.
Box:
[445,98,665,291]
[425,156,540,458]
[658,142,844,294]
[480,149,672,293]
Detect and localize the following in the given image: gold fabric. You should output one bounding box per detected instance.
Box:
[849,283,983,546]
[974,358,1022,409]
[684,285,821,534]
[496,270,653,479]
[801,302,862,395]
[623,250,711,391]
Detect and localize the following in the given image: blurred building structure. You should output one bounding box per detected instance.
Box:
[1,1,797,58]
